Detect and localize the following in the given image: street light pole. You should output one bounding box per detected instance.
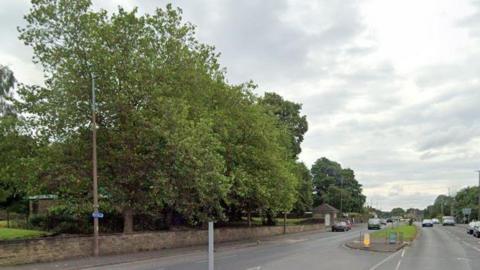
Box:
[477,171,480,220]
[91,73,99,256]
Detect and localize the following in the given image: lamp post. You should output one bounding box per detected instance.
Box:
[91,73,99,256]
[477,171,480,220]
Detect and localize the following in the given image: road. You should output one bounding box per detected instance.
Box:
[10,224,480,270]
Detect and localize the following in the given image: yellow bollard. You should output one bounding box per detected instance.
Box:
[364,233,370,247]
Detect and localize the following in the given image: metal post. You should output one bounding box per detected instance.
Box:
[283,212,287,234]
[208,221,214,270]
[478,171,480,220]
[92,73,99,256]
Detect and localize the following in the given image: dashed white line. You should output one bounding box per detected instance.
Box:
[368,248,403,270]
[246,266,261,270]
[394,259,402,270]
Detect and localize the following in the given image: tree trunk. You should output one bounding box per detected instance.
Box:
[247,211,251,227]
[123,207,134,234]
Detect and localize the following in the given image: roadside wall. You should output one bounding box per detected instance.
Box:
[0,223,325,265]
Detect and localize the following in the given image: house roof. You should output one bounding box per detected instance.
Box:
[312,203,340,214]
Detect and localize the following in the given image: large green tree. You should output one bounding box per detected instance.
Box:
[17,0,300,232]
[311,157,365,212]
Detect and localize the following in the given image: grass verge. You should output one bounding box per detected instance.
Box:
[0,228,48,241]
[371,224,417,241]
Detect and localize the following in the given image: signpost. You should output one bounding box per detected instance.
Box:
[92,211,104,219]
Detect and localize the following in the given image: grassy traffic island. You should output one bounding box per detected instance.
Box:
[371,224,417,242]
[346,224,418,252]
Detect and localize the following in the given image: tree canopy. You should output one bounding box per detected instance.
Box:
[311,157,365,213]
[13,0,303,232]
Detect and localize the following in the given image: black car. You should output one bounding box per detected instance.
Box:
[332,221,349,232]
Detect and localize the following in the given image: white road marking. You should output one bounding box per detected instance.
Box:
[401,248,406,257]
[462,241,480,252]
[368,249,403,270]
[394,259,402,270]
[246,266,261,270]
[196,254,238,263]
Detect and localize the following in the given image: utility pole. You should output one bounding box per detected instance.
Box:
[477,171,480,220]
[91,73,100,256]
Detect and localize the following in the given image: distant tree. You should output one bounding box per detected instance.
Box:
[454,186,479,220]
[311,157,365,212]
[390,207,405,217]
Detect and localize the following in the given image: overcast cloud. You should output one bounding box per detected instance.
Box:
[1,0,480,211]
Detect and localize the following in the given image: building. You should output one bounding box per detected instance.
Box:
[312,203,339,226]
[28,195,58,215]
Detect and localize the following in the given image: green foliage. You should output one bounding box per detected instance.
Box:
[0,115,39,210]
[0,65,16,115]
[311,157,365,212]
[14,0,302,232]
[454,186,479,220]
[259,92,308,158]
[390,207,405,217]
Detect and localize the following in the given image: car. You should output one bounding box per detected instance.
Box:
[473,222,480,238]
[422,219,433,227]
[380,219,387,225]
[467,221,476,234]
[332,221,349,232]
[345,220,353,230]
[386,218,393,223]
[368,218,381,230]
[432,218,440,224]
[442,216,455,226]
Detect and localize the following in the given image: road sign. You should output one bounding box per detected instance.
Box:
[92,211,104,219]
[364,233,370,247]
[462,208,471,215]
[388,232,397,244]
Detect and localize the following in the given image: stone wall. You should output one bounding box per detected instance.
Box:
[0,223,325,265]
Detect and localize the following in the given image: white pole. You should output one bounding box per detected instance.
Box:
[208,221,214,270]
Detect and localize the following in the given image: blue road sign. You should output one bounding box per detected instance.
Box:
[92,211,104,219]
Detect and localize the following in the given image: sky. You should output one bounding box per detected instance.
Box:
[1,0,480,211]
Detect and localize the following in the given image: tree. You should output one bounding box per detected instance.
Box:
[18,1,233,232]
[454,186,479,221]
[292,162,313,214]
[17,0,301,233]
[311,157,365,212]
[0,65,15,115]
[390,207,405,217]
[259,92,308,158]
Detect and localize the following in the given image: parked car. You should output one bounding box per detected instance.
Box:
[442,216,455,226]
[473,222,480,238]
[386,218,393,223]
[380,219,387,225]
[432,218,440,224]
[422,219,433,227]
[467,221,476,234]
[368,218,381,230]
[332,221,349,232]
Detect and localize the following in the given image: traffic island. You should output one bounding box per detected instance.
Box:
[345,240,407,252]
[346,224,417,252]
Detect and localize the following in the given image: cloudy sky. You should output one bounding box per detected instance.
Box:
[1,0,480,211]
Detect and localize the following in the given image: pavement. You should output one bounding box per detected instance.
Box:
[5,224,480,270]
